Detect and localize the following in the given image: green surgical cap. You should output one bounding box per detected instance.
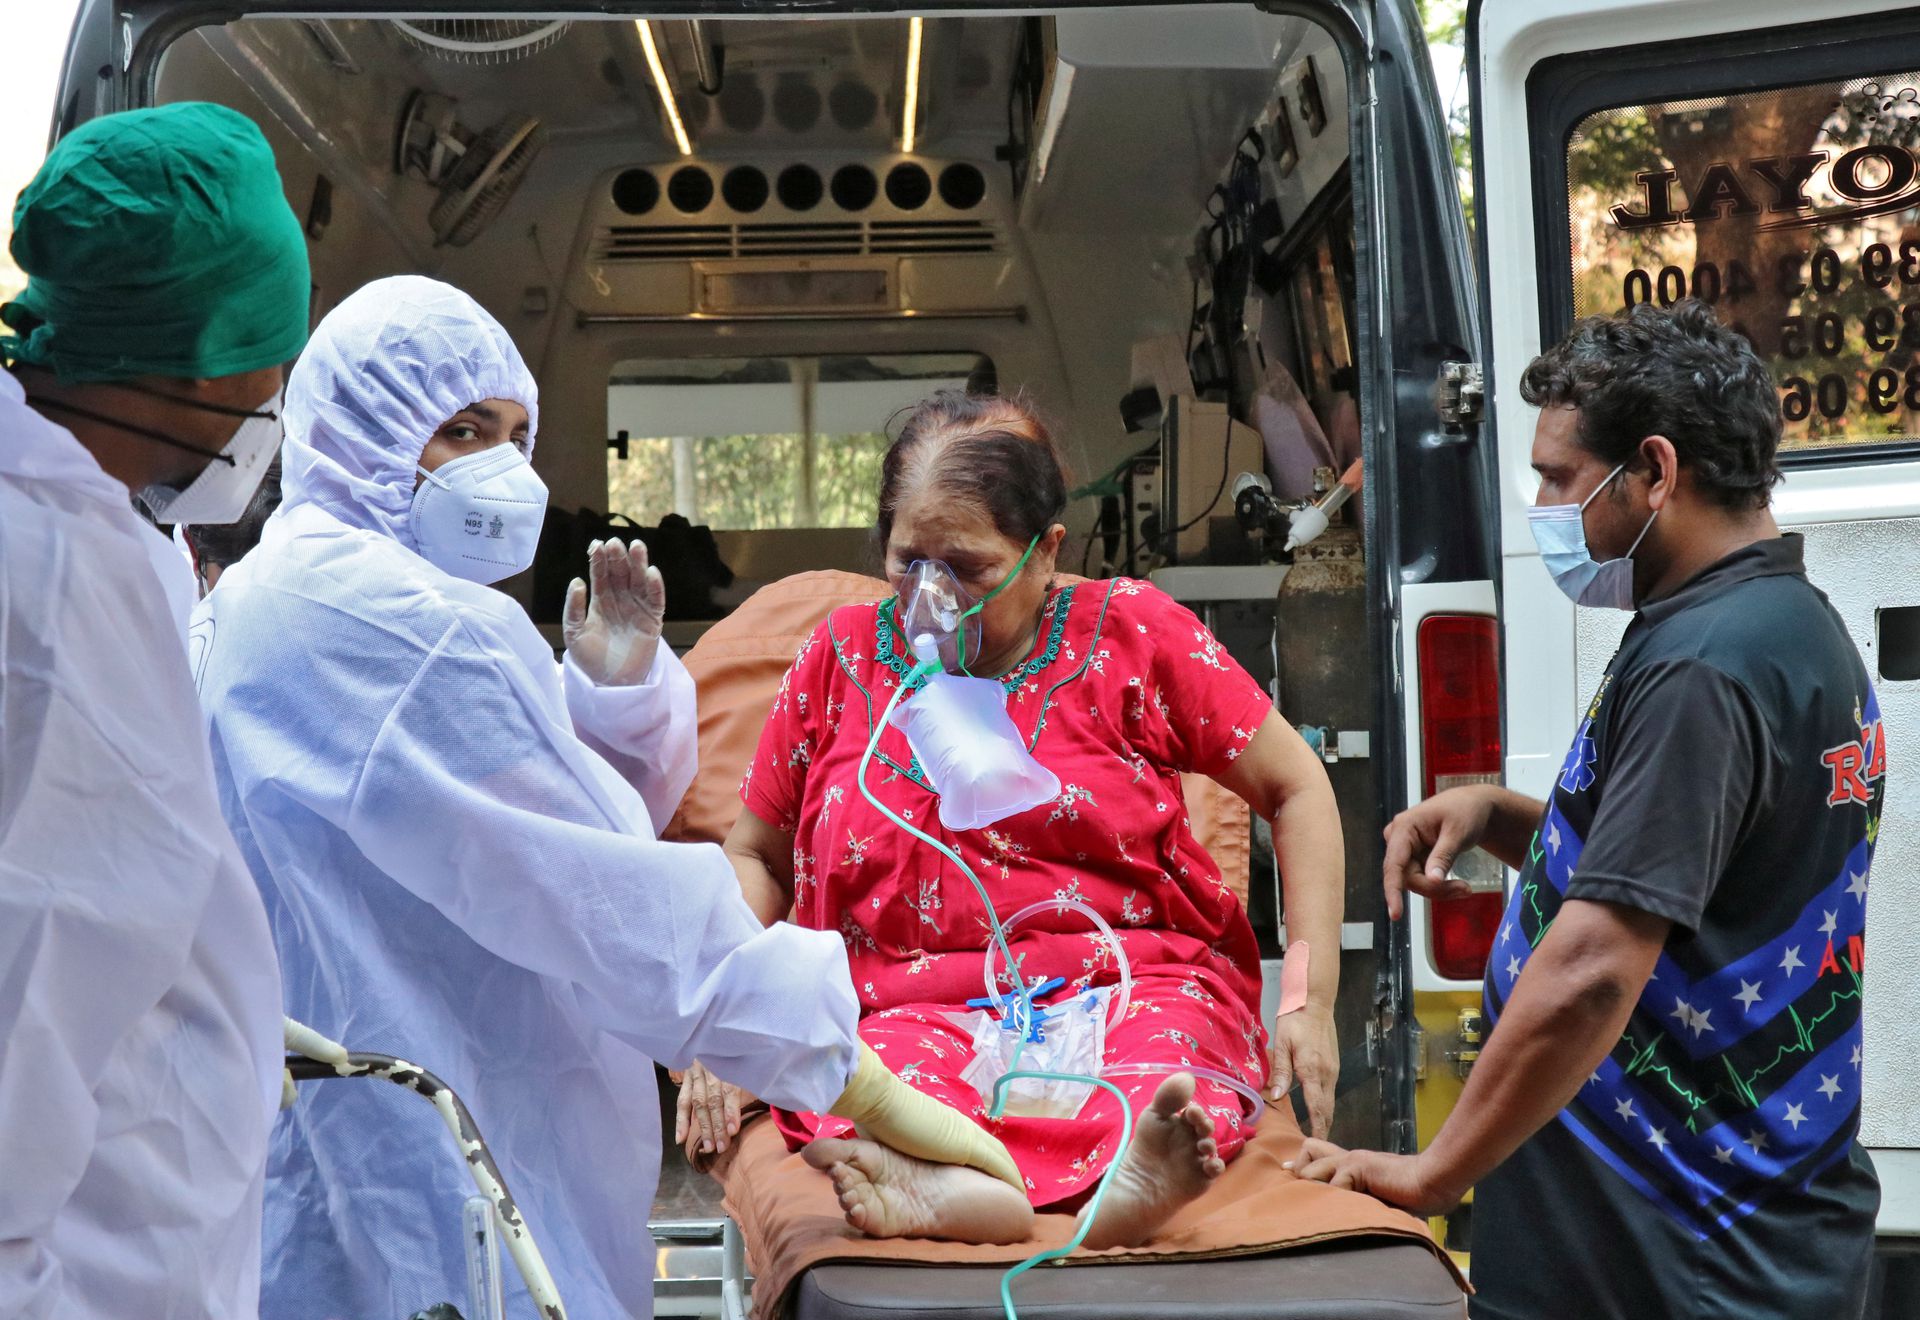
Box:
[1,102,310,383]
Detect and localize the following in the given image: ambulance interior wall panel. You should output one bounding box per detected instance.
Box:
[159,12,1350,578]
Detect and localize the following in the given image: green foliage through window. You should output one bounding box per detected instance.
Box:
[606,353,990,530]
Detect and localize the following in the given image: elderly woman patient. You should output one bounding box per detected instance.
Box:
[685,392,1345,1247]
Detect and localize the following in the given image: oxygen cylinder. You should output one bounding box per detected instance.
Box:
[1274,519,1381,1144]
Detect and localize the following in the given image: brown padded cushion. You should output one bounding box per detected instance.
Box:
[662,572,1252,907]
[720,1105,1465,1319]
[664,570,889,847]
[793,1242,1467,1319]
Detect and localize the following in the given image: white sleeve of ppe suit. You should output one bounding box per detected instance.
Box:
[345,617,857,1112]
[0,778,202,1318]
[561,645,699,833]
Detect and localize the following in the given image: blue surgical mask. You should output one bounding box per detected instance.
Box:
[1527,464,1658,611]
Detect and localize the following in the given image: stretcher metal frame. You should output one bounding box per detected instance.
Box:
[284,1021,570,1320]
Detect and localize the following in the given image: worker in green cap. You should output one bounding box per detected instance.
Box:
[0,101,308,1320]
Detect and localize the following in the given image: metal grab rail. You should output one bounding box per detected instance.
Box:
[283,1019,568,1320]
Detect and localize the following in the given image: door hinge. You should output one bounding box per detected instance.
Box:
[1437,361,1485,426]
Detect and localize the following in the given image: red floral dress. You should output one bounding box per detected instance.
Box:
[742,578,1278,1207]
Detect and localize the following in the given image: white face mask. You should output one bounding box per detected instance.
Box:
[410,443,548,584]
[138,388,285,527]
[1526,463,1659,611]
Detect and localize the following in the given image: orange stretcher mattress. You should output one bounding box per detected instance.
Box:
[717,1105,1468,1319]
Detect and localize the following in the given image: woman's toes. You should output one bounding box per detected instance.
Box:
[805,1137,856,1170]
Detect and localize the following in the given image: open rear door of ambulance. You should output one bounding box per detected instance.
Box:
[1470,0,1920,1254]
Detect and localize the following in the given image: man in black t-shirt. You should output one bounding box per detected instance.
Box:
[1291,301,1881,1318]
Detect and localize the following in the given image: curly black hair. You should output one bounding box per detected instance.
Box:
[1519,299,1782,510]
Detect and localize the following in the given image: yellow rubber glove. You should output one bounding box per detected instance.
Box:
[827,1043,1023,1190]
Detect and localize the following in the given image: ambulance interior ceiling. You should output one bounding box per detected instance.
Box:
[157,10,1353,593]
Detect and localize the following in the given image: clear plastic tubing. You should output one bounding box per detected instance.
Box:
[1099,1063,1266,1125]
[985,898,1133,1032]
[985,898,1264,1126]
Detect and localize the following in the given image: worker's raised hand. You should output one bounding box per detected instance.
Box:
[1268,1001,1338,1139]
[675,1060,751,1157]
[1283,1140,1460,1216]
[1380,786,1496,920]
[564,537,666,687]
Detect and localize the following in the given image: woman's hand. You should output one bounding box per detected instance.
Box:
[1268,1000,1339,1139]
[674,1061,752,1156]
[564,538,666,687]
[1284,1139,1463,1217]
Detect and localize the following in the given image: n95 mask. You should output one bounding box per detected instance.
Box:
[411,443,548,584]
[138,388,285,527]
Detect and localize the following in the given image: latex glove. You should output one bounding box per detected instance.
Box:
[1268,1000,1339,1139]
[827,1043,1022,1189]
[282,1017,351,1111]
[676,1060,751,1156]
[563,538,666,687]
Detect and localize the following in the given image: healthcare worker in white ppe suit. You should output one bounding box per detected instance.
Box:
[193,274,1019,1318]
[0,104,299,1318]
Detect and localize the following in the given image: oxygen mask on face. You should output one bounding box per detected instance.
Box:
[887,538,1059,832]
[897,559,983,674]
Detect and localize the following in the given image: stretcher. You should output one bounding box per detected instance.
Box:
[709,1101,1463,1320]
[282,1019,570,1320]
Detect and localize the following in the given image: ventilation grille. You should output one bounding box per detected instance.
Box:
[596,218,1003,263]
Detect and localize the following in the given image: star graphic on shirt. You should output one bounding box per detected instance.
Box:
[1818,909,1839,936]
[1588,1071,1602,1086]
[1686,1006,1714,1037]
[1615,1097,1638,1122]
[1783,1103,1809,1131]
[1713,1145,1736,1166]
[1780,945,1804,975]
[1505,955,1522,980]
[1547,820,1563,853]
[1746,1129,1769,1152]
[1735,979,1764,1012]
[1669,996,1695,1028]
[1499,921,1513,946]
[1846,870,1869,902]
[1647,1126,1670,1152]
[1817,1074,1843,1101]
[1852,1043,1863,1070]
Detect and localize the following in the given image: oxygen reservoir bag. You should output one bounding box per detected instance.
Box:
[891,636,1060,832]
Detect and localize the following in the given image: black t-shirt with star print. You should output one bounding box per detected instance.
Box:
[1470,536,1882,1320]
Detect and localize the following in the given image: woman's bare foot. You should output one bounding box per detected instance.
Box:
[803,1137,1035,1245]
[1077,1073,1225,1249]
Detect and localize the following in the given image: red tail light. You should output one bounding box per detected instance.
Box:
[1417,615,1505,981]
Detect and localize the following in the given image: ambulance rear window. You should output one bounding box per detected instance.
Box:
[1564,70,1920,459]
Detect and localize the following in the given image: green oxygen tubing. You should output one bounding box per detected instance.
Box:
[855,646,1265,1320]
